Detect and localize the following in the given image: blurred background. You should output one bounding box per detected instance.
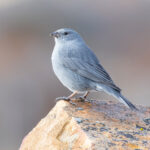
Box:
[0,0,150,149]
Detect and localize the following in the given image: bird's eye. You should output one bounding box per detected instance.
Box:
[64,32,68,35]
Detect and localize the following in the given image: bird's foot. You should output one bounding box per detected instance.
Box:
[56,96,70,102]
[76,96,86,102]
[55,97,77,106]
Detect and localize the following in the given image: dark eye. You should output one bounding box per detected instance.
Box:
[64,32,68,35]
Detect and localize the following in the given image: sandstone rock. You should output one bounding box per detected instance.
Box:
[20,99,150,150]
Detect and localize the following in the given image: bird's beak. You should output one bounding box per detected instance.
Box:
[50,32,60,38]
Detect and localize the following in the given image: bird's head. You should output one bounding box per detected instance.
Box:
[50,28,83,43]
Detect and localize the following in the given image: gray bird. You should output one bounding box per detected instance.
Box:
[51,28,137,110]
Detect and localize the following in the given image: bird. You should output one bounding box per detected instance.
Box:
[50,28,137,110]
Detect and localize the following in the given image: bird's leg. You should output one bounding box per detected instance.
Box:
[83,91,90,99]
[56,91,78,102]
[78,91,90,102]
[68,91,78,99]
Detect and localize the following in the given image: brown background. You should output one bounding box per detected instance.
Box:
[0,0,150,149]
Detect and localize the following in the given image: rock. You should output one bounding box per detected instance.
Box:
[20,99,150,150]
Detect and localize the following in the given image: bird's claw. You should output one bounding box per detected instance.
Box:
[55,96,70,102]
[77,96,86,102]
[55,97,77,106]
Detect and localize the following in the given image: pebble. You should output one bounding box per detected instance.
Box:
[76,107,84,111]
[74,117,82,123]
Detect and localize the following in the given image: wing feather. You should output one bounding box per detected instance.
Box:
[62,58,121,92]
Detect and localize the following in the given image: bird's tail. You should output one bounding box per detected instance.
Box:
[115,93,138,110]
[96,85,138,110]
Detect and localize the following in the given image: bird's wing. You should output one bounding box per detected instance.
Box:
[62,57,121,92]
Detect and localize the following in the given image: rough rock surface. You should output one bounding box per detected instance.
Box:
[20,99,150,150]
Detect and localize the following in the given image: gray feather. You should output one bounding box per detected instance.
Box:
[62,58,121,92]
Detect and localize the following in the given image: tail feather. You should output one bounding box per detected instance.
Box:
[117,94,138,110]
[96,84,138,110]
